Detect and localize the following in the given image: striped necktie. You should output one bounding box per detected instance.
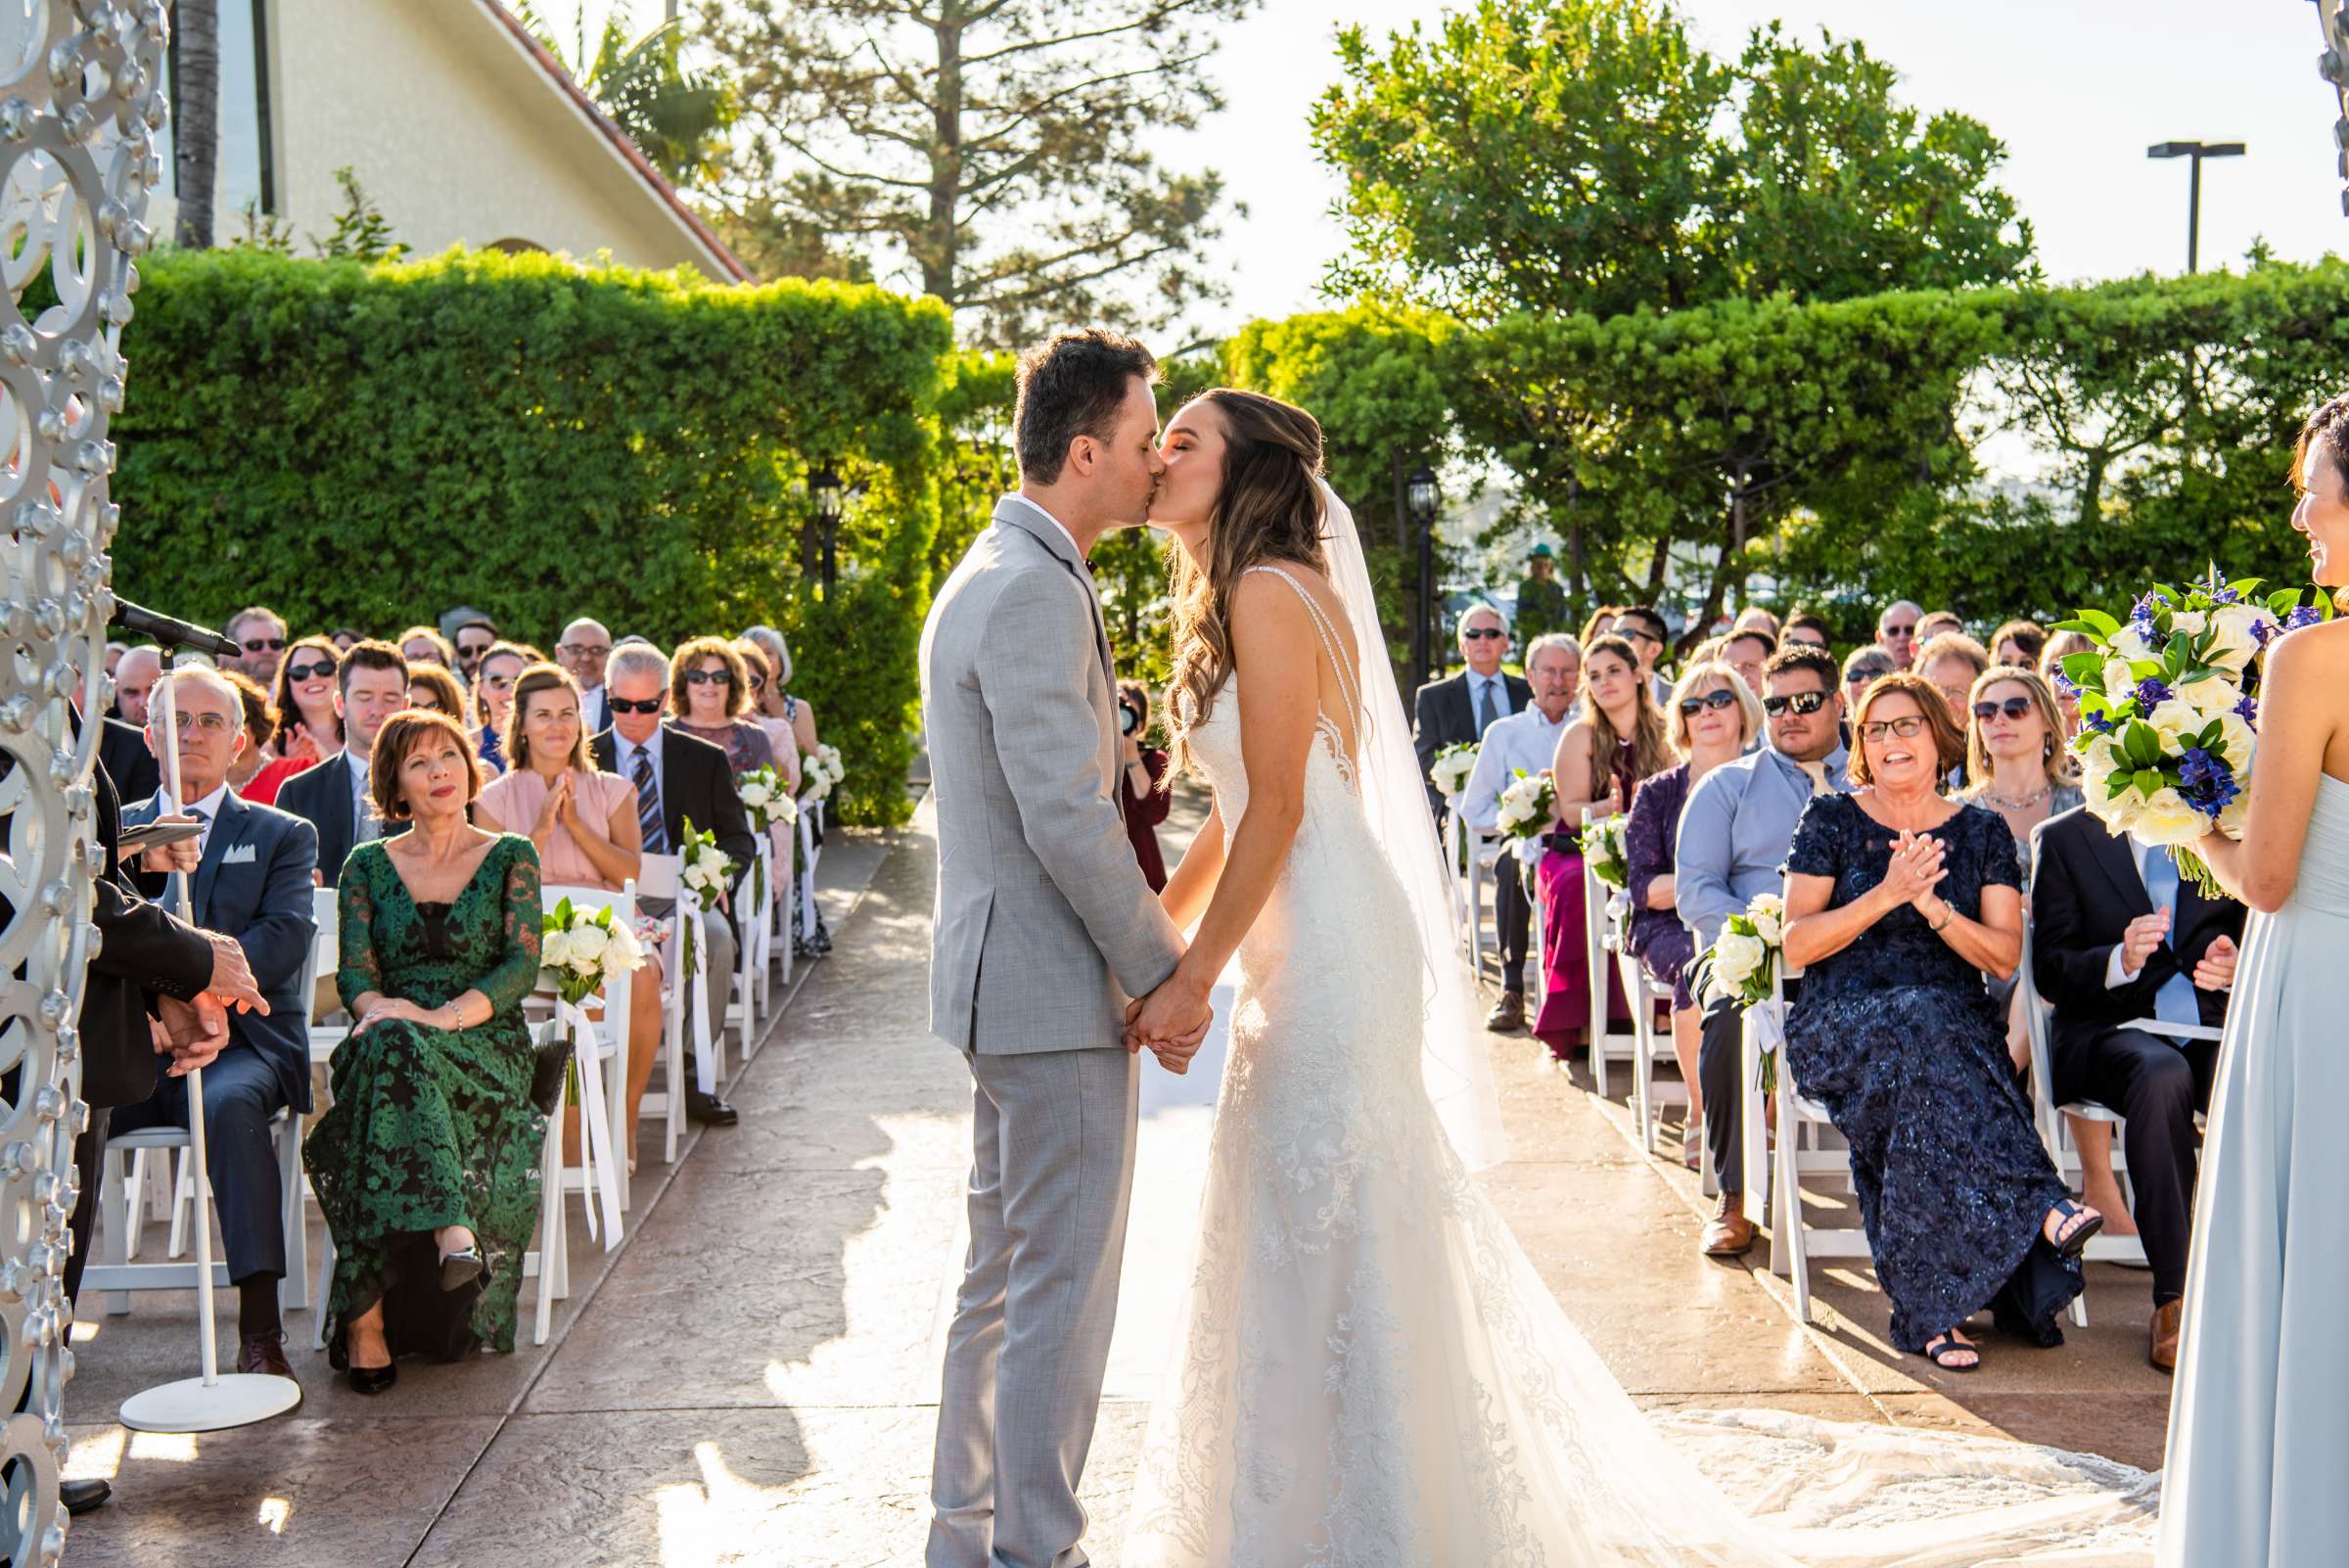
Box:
[632,745,666,854]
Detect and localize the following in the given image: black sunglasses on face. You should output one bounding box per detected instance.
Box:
[609,696,663,715]
[1846,668,1887,686]
[1972,696,2035,721]
[286,659,336,683]
[1763,689,1829,717]
[1460,627,1507,641]
[684,669,734,686]
[1882,623,1916,638]
[1678,689,1739,715]
[242,636,286,653]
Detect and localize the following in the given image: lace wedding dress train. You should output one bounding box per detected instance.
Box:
[1124,564,2157,1568]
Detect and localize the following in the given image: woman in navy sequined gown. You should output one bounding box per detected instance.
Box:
[1780,674,2099,1370]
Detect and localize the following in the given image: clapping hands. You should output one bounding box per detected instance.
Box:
[1125,970,1213,1075]
[1880,829,1948,907]
[2192,933,2239,992]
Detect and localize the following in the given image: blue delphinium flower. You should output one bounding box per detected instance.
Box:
[2129,594,2163,643]
[2083,708,2119,736]
[2178,747,2241,820]
[2132,676,2173,711]
[2050,669,2081,699]
[2286,604,2325,631]
[2234,694,2259,725]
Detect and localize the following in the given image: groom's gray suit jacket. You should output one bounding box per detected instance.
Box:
[920,495,1184,1052]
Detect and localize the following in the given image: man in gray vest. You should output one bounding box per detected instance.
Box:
[919,328,1211,1568]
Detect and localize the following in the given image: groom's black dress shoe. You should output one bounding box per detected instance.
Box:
[61,1479,110,1516]
[686,1088,738,1127]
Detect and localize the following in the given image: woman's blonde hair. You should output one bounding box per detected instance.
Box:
[1961,666,2077,793]
[1664,659,1763,758]
[1165,389,1329,771]
[1580,633,1674,788]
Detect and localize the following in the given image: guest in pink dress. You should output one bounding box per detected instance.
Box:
[1532,634,1674,1061]
[475,663,662,1164]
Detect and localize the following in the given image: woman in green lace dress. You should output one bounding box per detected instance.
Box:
[305,710,547,1392]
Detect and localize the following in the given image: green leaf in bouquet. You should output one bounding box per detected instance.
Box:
[2133,767,2162,797]
[2123,720,2161,765]
[556,896,575,924]
[2074,608,2122,638]
[2059,652,2106,690]
[2163,630,2193,667]
[2230,576,2263,598]
[2195,721,2222,749]
[2050,618,2099,638]
[2128,659,2166,681]
[2104,771,2136,800]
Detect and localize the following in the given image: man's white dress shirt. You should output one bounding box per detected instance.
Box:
[1461,703,1571,836]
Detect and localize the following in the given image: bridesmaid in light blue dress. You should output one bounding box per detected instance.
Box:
[2160,400,2349,1567]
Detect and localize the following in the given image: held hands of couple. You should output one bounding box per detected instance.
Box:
[1125,968,1214,1075]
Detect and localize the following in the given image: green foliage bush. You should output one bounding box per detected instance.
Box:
[111,245,952,824]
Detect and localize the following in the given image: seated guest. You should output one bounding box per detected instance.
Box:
[217,670,281,798]
[1781,612,1832,651]
[1609,605,1674,706]
[1534,634,1669,1060]
[1624,659,1761,1167]
[1457,634,1581,1034]
[1962,667,2084,877]
[329,626,363,655]
[279,640,411,888]
[1915,630,1992,724]
[669,635,775,773]
[225,605,289,687]
[1915,609,1965,645]
[2030,803,2241,1371]
[1718,627,1773,698]
[112,645,160,727]
[98,701,160,807]
[1579,604,1620,649]
[255,635,344,803]
[476,664,665,1164]
[744,625,831,955]
[732,637,802,790]
[303,711,546,1391]
[1677,642,1850,1256]
[398,624,457,671]
[591,643,755,1126]
[118,668,318,1377]
[1992,619,2048,670]
[1780,671,2098,1370]
[406,662,470,728]
[559,619,616,733]
[451,618,498,689]
[2039,631,2095,739]
[1410,605,1528,819]
[1730,605,1780,642]
[1875,599,1921,670]
[472,642,532,776]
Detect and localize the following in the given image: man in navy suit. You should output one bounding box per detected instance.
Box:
[277,639,409,888]
[119,667,318,1378]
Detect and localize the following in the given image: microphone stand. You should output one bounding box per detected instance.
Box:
[118,640,300,1432]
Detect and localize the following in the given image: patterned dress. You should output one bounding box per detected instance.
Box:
[1781,795,2081,1353]
[305,834,547,1362]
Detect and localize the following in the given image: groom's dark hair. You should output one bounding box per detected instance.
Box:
[1015,329,1158,484]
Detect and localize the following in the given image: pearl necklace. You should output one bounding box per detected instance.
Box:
[1981,781,2053,811]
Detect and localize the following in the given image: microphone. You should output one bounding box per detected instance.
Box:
[107,596,243,660]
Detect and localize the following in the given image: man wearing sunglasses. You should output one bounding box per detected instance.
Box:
[1875,599,1923,671]
[277,641,413,889]
[225,605,290,687]
[1611,606,1675,707]
[1676,643,1851,1257]
[1411,604,1531,819]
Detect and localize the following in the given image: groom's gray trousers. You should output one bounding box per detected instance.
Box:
[931,1046,1139,1568]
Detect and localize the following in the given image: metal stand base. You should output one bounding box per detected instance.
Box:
[118,1372,302,1433]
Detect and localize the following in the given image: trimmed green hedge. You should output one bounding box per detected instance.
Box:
[112,247,953,824]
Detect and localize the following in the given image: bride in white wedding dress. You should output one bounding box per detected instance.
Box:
[1115,388,2159,1568]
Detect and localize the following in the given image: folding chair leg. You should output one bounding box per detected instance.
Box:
[166,1149,193,1260]
[100,1149,131,1316]
[312,1230,337,1350]
[278,1117,310,1314]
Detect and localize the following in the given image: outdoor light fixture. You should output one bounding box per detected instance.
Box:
[1405,465,1439,528]
[1406,464,1439,689]
[2146,140,2245,273]
[809,465,844,591]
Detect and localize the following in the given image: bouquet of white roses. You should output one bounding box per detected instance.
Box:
[1585,812,1632,890]
[2054,568,2326,895]
[800,744,846,804]
[1691,892,1786,1013]
[1494,769,1557,866]
[676,816,734,985]
[735,766,799,833]
[539,896,648,1008]
[1428,742,1479,802]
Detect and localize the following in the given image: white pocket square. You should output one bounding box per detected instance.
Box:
[219,844,255,865]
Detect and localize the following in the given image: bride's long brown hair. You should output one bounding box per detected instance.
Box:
[1165,389,1329,771]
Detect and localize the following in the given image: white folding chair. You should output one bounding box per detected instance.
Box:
[2016,922,2167,1326]
[306,884,345,1067]
[1580,809,1640,1089]
[636,852,710,1165]
[796,792,826,946]
[768,820,796,992]
[1748,970,1869,1324]
[530,881,637,1221]
[1608,896,1684,1153]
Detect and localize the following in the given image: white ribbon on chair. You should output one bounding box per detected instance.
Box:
[796,795,820,935]
[554,995,626,1251]
[1740,997,1787,1203]
[682,902,717,1096]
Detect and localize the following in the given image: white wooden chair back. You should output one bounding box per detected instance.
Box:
[634,851,695,1165]
[1749,969,1866,1324]
[307,884,346,1063]
[534,880,638,1219]
[1580,807,1641,1089]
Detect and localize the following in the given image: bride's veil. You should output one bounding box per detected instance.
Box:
[1318,481,1510,1172]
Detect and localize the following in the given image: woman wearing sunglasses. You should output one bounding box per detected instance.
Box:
[668,635,776,774]
[1622,660,1763,1166]
[245,634,345,805]
[1779,670,2099,1372]
[1962,669,2082,877]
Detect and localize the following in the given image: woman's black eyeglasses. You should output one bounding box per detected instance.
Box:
[1678,689,1740,716]
[609,696,663,715]
[1762,690,1829,717]
[1859,715,1931,742]
[1971,696,2035,722]
[684,669,735,686]
[285,659,336,683]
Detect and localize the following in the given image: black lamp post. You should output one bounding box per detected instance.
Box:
[809,466,844,593]
[1405,464,1439,690]
[2146,140,2245,273]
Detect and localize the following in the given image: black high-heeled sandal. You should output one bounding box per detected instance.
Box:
[346,1361,398,1395]
[438,1247,484,1292]
[2045,1197,2103,1260]
[1919,1332,1980,1372]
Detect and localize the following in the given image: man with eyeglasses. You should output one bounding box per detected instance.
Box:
[1411,604,1531,819]
[120,666,318,1384]
[1458,634,1581,1033]
[1875,599,1923,671]
[1610,606,1674,707]
[224,606,289,687]
[558,617,615,733]
[276,640,413,889]
[1676,642,1852,1257]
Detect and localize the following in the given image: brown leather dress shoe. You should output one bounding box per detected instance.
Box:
[237,1331,297,1381]
[1485,992,1527,1035]
[1701,1192,1756,1257]
[2149,1299,2184,1372]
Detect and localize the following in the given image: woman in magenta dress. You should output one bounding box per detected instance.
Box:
[1533,634,1673,1061]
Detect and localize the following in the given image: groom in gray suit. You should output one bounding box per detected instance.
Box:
[921,329,1214,1568]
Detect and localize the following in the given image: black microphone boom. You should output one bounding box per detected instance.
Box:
[107,597,243,660]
